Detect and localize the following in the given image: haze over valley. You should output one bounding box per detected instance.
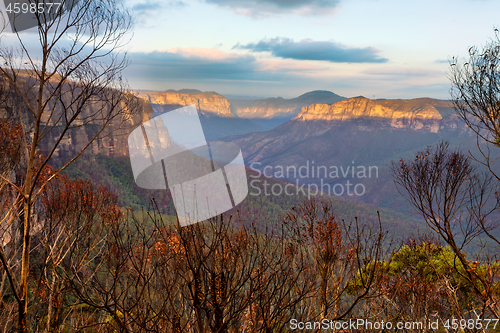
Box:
[47,87,482,238]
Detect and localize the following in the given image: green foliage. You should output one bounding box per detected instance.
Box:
[388,242,466,284]
[348,241,470,295]
[54,153,424,236]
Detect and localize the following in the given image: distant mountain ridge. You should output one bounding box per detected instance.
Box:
[134,90,267,140]
[45,87,462,159]
[164,89,203,94]
[231,90,346,120]
[295,96,460,132]
[37,85,468,231]
[135,90,234,118]
[221,95,471,215]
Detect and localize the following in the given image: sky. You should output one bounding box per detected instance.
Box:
[4,0,500,99]
[118,0,500,99]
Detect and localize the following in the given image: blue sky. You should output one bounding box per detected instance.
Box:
[122,0,500,99]
[8,0,500,99]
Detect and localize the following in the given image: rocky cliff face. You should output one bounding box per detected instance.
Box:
[0,74,156,159]
[41,92,462,162]
[234,101,297,119]
[136,90,234,118]
[223,96,470,215]
[48,96,155,159]
[294,97,460,132]
[47,89,239,159]
[232,90,346,119]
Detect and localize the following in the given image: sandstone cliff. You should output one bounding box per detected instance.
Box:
[294,96,459,132]
[0,73,155,159]
[49,95,154,158]
[136,90,234,118]
[232,90,345,119]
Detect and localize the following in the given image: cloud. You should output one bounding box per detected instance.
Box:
[204,0,339,16]
[126,47,293,82]
[125,47,327,95]
[132,2,162,12]
[363,67,443,77]
[131,1,186,18]
[234,37,388,63]
[123,48,450,99]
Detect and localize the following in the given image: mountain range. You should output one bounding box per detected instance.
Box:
[135,90,267,140]
[44,87,476,234]
[229,90,346,127]
[295,96,459,131]
[220,95,472,216]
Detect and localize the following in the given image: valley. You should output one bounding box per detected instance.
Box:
[50,88,480,238]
